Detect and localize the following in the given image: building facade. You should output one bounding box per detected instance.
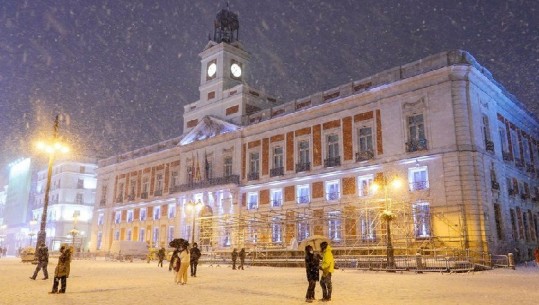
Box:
[90,8,539,260]
[32,159,97,251]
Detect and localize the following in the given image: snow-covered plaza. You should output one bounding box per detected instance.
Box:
[1,257,538,305]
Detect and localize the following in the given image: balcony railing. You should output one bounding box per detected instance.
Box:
[271,199,282,207]
[169,185,181,194]
[406,138,428,153]
[248,172,260,181]
[270,167,284,177]
[154,190,163,196]
[324,156,341,168]
[502,151,512,161]
[116,195,123,203]
[127,194,135,201]
[410,181,429,191]
[326,192,340,201]
[485,140,495,153]
[514,158,524,168]
[177,175,240,192]
[491,181,500,190]
[508,189,516,196]
[247,202,258,210]
[521,193,530,200]
[356,150,374,162]
[526,163,535,173]
[141,192,148,199]
[296,162,311,173]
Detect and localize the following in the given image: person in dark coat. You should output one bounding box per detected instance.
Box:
[190,243,202,277]
[304,245,320,302]
[238,248,246,270]
[30,242,49,280]
[169,248,180,271]
[49,245,72,294]
[157,247,166,267]
[231,248,238,270]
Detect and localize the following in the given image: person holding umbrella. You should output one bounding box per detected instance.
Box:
[304,245,320,303]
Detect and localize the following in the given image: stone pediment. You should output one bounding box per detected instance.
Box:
[180,116,240,145]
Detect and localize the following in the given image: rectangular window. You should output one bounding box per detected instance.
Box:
[510,208,518,241]
[77,178,84,189]
[114,211,121,224]
[326,134,339,159]
[96,232,103,250]
[328,212,342,241]
[498,125,509,154]
[155,173,163,194]
[249,152,260,180]
[152,227,159,247]
[482,114,491,142]
[510,129,521,161]
[493,203,504,240]
[139,228,146,242]
[142,177,149,197]
[129,180,136,199]
[127,229,132,241]
[325,180,340,201]
[522,137,530,163]
[170,170,179,188]
[358,127,373,152]
[76,193,83,204]
[140,208,147,221]
[168,226,175,242]
[408,166,429,191]
[114,230,120,241]
[271,217,282,243]
[273,146,284,169]
[271,189,283,208]
[247,192,258,210]
[408,114,425,141]
[168,204,176,218]
[358,175,374,197]
[153,206,161,220]
[297,184,310,204]
[413,202,431,239]
[224,156,233,177]
[100,185,107,202]
[360,209,377,241]
[97,213,104,226]
[298,140,310,164]
[297,216,310,242]
[127,210,134,223]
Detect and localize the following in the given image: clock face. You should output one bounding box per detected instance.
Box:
[230,63,242,78]
[207,62,217,78]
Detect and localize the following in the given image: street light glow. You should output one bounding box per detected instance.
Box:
[36,140,70,155]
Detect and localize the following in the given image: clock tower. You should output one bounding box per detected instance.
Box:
[183,7,279,135]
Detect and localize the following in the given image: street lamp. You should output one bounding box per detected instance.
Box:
[186,199,203,243]
[35,114,70,252]
[371,175,402,272]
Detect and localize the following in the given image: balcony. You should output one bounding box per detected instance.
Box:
[324,156,341,168]
[247,202,258,210]
[410,181,429,191]
[271,199,282,207]
[405,138,428,153]
[356,150,374,162]
[248,172,260,181]
[169,185,181,194]
[491,181,500,190]
[127,194,135,201]
[521,193,530,200]
[141,192,148,199]
[515,158,524,168]
[326,192,340,201]
[508,189,516,196]
[295,162,311,173]
[115,195,123,203]
[485,140,495,153]
[526,163,535,173]
[99,199,106,207]
[154,190,163,197]
[177,175,240,192]
[270,167,284,177]
[502,151,512,161]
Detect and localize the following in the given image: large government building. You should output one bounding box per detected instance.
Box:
[90,8,539,261]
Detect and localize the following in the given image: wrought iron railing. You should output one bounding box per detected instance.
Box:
[177,175,240,192]
[296,162,311,173]
[116,195,123,203]
[491,181,500,190]
[485,140,495,153]
[502,151,512,161]
[248,172,260,181]
[141,192,148,199]
[324,156,341,168]
[297,196,310,204]
[409,181,429,191]
[327,192,340,201]
[406,138,428,152]
[270,167,284,177]
[515,158,524,168]
[127,194,135,201]
[154,190,163,196]
[356,150,374,162]
[271,199,282,207]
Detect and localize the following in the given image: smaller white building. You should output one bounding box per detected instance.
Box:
[32,158,97,251]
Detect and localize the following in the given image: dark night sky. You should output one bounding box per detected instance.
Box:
[0,0,538,180]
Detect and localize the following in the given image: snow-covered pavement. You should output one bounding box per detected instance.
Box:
[0,257,538,305]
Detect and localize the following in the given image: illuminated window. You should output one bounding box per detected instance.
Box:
[413,202,431,239]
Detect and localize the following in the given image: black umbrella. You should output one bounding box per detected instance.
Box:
[169,238,189,249]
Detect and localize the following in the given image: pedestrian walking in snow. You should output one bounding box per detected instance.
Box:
[176,244,190,285]
[30,242,49,280]
[49,245,72,294]
[231,248,238,270]
[238,248,246,270]
[169,248,180,271]
[173,250,181,283]
[157,247,166,267]
[190,242,201,277]
[304,245,320,303]
[319,241,334,301]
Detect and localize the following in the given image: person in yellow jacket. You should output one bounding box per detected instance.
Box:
[319,241,334,301]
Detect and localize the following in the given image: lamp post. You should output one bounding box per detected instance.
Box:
[187,199,203,243]
[371,175,402,272]
[35,115,70,252]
